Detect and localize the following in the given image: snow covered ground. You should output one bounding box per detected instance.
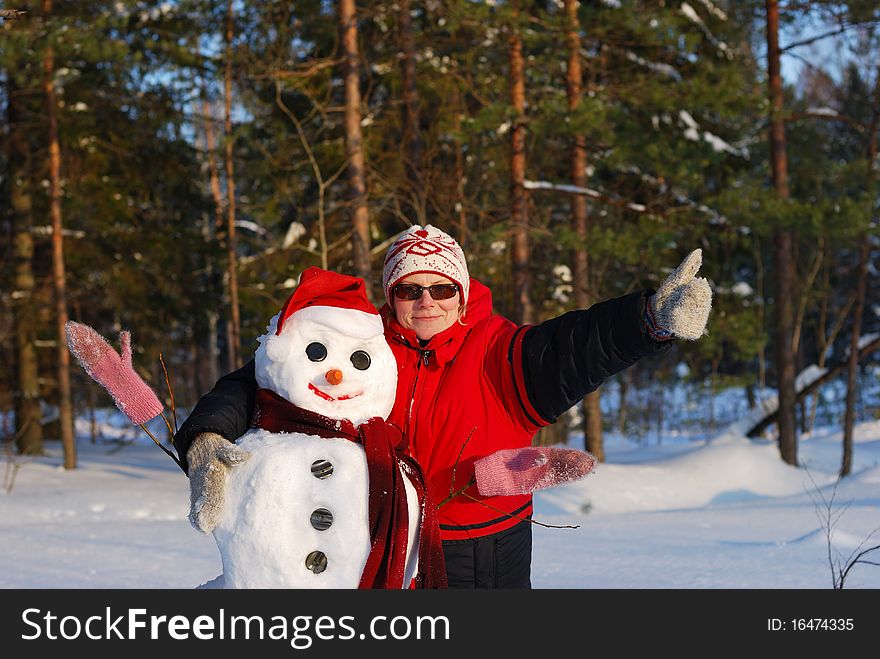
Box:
[1,410,878,589]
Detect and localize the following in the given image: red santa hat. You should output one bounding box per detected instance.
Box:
[275,266,378,336]
[382,225,470,308]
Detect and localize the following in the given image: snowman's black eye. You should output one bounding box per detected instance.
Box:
[350,350,371,370]
[306,342,327,362]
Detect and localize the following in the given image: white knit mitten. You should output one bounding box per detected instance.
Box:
[187,432,251,533]
[647,249,712,341]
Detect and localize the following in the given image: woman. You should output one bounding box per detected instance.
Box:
[178,225,711,588]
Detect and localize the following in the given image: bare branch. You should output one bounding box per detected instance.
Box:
[788,110,868,133]
[781,21,880,54]
[806,469,880,588]
[256,58,341,80]
[839,542,880,588]
[158,353,178,435]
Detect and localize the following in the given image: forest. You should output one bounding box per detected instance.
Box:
[2,0,879,473]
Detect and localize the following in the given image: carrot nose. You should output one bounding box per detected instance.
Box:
[325,369,343,385]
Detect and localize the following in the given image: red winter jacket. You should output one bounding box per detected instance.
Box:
[380,277,668,540]
[381,279,542,540]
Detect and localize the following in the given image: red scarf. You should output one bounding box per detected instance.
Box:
[252,388,447,589]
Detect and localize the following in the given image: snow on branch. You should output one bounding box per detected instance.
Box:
[696,0,727,21]
[621,164,726,224]
[680,2,734,60]
[282,221,307,249]
[523,180,647,213]
[796,364,828,391]
[679,110,749,158]
[235,219,267,236]
[32,226,86,239]
[625,51,682,81]
[788,108,869,135]
[854,333,880,354]
[526,167,728,223]
[524,180,600,198]
[806,106,839,117]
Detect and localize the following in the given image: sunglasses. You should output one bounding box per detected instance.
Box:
[393,283,459,301]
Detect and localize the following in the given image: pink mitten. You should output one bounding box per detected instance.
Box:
[65,321,164,424]
[474,447,596,497]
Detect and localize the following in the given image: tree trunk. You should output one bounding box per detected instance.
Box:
[200,311,220,395]
[224,0,241,370]
[842,65,880,477]
[508,5,531,325]
[42,0,75,468]
[453,90,468,247]
[766,0,797,465]
[509,4,548,445]
[841,242,869,477]
[398,0,422,221]
[564,0,603,461]
[7,74,43,455]
[88,387,98,443]
[201,97,222,388]
[340,0,372,295]
[752,234,767,393]
[655,381,665,445]
[797,343,807,434]
[583,392,603,460]
[618,368,629,435]
[203,98,225,231]
[566,0,589,309]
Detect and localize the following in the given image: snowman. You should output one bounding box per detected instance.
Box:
[209,267,444,589]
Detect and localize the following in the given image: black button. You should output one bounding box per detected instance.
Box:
[310,508,333,531]
[311,459,333,479]
[305,550,328,574]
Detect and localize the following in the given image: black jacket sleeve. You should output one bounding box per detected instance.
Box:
[174,359,258,473]
[519,290,671,424]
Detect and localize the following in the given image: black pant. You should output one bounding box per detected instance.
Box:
[441,519,532,589]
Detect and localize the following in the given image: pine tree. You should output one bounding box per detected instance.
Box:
[41,0,75,468]
[842,61,879,477]
[765,0,798,465]
[507,1,532,326]
[340,0,373,296]
[6,51,44,456]
[565,0,603,460]
[2,2,51,455]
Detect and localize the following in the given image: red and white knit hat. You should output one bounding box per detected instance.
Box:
[382,225,470,307]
